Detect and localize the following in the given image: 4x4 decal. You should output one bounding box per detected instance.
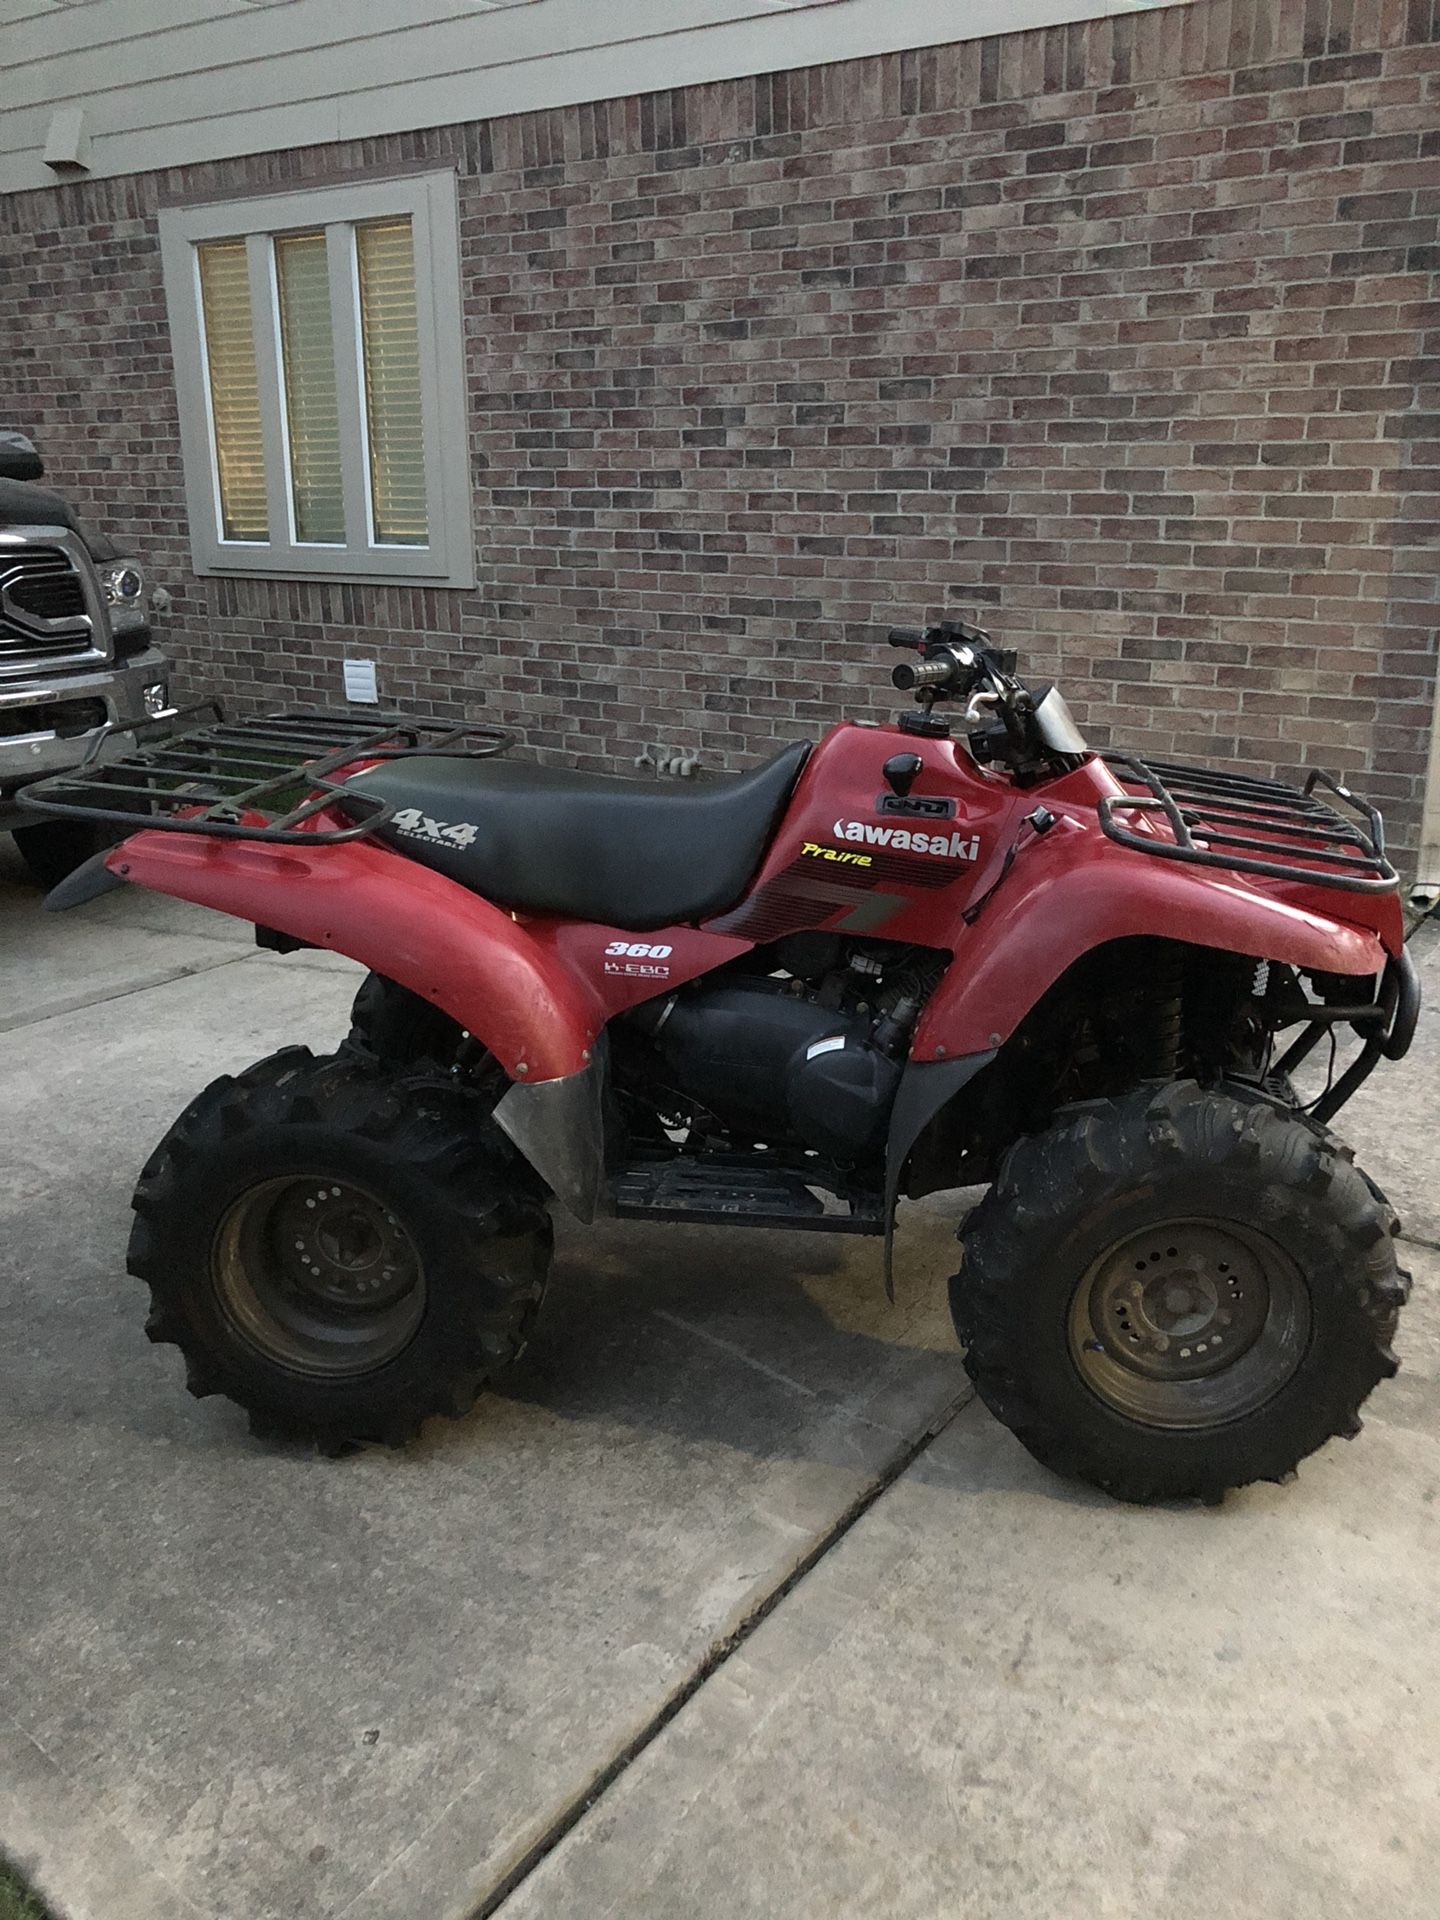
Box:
[390,807,480,851]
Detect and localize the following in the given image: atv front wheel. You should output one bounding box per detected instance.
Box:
[951,1080,1407,1504]
[129,1048,551,1448]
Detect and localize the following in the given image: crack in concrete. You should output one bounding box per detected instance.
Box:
[468,1386,974,1919]
[651,1308,824,1399]
[0,952,252,1034]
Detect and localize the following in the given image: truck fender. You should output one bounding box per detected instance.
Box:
[106,827,601,1083]
[913,828,1393,1063]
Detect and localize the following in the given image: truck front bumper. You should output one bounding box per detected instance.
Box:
[0,648,176,830]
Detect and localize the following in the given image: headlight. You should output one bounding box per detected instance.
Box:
[101,559,148,635]
[102,561,144,605]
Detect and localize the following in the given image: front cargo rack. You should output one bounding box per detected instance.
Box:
[14,702,514,845]
[1099,753,1397,894]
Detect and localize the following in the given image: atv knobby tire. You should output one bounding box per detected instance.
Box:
[129,1047,551,1449]
[347,972,465,1068]
[951,1079,1407,1504]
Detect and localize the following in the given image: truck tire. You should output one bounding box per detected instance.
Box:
[129,1047,551,1449]
[11,818,107,890]
[950,1079,1408,1504]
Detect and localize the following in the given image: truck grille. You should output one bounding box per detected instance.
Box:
[6,548,87,622]
[0,535,103,675]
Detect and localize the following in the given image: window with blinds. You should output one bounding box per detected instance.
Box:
[274,231,345,546]
[357,220,428,547]
[163,175,471,586]
[196,241,268,542]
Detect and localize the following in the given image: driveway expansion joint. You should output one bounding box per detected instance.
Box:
[469,1386,974,1920]
[0,952,252,1034]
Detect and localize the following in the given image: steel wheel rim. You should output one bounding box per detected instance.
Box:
[1068,1217,1311,1429]
[212,1174,425,1377]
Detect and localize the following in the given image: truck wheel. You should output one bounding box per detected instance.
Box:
[129,1047,551,1449]
[11,818,106,889]
[950,1080,1408,1504]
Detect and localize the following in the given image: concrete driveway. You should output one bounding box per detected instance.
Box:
[1,843,1437,1920]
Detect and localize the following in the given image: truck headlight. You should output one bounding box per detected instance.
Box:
[102,560,148,635]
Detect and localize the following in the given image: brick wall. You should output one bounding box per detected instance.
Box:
[1,0,1436,858]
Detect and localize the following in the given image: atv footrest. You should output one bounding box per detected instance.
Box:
[610,1159,885,1235]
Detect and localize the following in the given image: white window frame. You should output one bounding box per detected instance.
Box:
[158,172,473,588]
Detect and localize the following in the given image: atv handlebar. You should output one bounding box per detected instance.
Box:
[887,621,992,698]
[884,618,1087,781]
[892,655,966,692]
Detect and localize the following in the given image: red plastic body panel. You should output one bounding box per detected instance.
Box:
[108,721,1402,1081]
[702,722,1026,944]
[105,830,752,1081]
[912,759,1397,1061]
[521,918,752,1020]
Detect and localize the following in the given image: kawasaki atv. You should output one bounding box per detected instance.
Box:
[24,623,1417,1502]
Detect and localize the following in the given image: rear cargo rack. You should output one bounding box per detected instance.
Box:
[1099,754,1397,894]
[14,702,514,845]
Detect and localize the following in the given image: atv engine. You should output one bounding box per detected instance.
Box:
[627,938,944,1163]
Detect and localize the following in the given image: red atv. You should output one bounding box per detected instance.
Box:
[28,622,1416,1502]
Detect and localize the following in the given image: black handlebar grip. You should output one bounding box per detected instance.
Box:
[888,628,927,649]
[892,658,954,692]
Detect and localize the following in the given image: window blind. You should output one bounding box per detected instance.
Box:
[274,231,345,545]
[196,240,268,542]
[356,219,429,546]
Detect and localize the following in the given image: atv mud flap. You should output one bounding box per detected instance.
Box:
[494,1062,605,1223]
[882,1049,996,1299]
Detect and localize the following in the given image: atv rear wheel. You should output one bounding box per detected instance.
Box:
[129,1047,551,1448]
[950,1080,1407,1504]
[346,972,465,1068]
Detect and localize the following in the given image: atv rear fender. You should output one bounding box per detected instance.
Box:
[105,830,600,1082]
[911,813,1398,1064]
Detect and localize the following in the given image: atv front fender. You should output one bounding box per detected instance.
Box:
[106,831,599,1082]
[912,823,1396,1062]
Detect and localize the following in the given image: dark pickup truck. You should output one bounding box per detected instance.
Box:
[0,431,176,885]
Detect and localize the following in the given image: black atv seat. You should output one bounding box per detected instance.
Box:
[348,742,810,930]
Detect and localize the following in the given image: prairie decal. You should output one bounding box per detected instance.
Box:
[801,841,873,868]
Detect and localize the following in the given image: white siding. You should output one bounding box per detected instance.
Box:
[0,0,1192,197]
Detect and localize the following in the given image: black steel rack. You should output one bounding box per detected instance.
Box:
[14,703,514,845]
[1099,754,1397,894]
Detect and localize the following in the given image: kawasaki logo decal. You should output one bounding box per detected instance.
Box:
[832,819,980,860]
